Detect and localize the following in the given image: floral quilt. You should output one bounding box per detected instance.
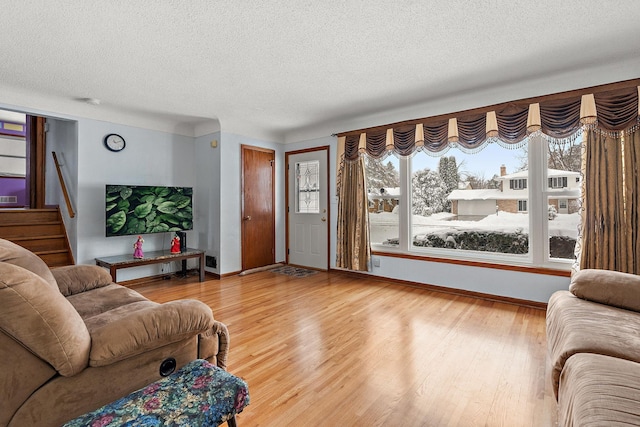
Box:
[63,359,249,427]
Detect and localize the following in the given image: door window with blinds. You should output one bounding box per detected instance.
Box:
[295,160,320,213]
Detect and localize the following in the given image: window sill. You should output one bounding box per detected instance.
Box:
[371,247,572,277]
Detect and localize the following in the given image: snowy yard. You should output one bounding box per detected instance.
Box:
[370,211,579,257]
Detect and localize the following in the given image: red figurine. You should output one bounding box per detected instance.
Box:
[170,234,181,253]
[133,236,144,259]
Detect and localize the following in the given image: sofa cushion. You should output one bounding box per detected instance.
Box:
[66,283,150,320]
[0,262,90,376]
[546,290,640,397]
[88,300,214,366]
[570,268,640,312]
[558,353,640,426]
[52,264,113,297]
[0,238,57,289]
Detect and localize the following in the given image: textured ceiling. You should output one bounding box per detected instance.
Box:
[1,1,640,142]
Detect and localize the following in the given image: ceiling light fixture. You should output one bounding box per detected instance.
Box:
[83,98,101,105]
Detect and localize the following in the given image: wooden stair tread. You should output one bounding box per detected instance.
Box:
[35,249,71,255]
[0,207,74,267]
[0,221,62,227]
[8,235,66,241]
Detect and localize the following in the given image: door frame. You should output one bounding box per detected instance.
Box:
[27,115,46,209]
[285,145,330,269]
[241,144,276,271]
[0,113,45,209]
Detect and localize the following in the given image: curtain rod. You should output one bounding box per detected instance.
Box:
[335,77,640,138]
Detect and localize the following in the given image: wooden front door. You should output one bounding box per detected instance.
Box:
[241,145,275,271]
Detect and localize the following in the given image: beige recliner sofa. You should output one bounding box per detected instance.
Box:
[0,238,229,427]
[546,268,640,426]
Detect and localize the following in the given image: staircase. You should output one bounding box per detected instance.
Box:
[0,207,75,267]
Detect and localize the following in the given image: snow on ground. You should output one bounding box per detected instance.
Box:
[369,210,579,243]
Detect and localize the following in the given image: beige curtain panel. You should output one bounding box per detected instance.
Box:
[580,130,640,274]
[335,150,370,271]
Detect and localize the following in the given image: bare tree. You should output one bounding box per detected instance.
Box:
[516,140,581,172]
[466,172,488,189]
[548,140,581,172]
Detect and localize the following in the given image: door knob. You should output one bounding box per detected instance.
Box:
[321,217,326,222]
[243,215,252,221]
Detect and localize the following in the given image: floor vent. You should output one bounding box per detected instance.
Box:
[0,196,17,203]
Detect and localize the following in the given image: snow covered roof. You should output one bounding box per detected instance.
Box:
[449,187,580,200]
[369,187,400,198]
[498,168,580,180]
[448,189,504,200]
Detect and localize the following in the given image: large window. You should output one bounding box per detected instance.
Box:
[365,156,400,246]
[364,134,581,268]
[409,143,530,258]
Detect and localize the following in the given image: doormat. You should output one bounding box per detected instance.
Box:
[238,263,283,276]
[269,266,317,277]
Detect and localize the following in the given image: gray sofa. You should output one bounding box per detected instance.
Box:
[546,269,640,425]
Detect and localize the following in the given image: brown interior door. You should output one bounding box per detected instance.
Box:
[241,145,275,271]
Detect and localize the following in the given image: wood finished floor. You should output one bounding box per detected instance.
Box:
[134,269,558,427]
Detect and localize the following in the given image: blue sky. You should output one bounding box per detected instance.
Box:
[384,142,528,180]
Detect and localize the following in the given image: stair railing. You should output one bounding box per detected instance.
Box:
[51,151,76,218]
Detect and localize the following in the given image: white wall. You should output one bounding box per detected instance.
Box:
[45,118,79,255]
[367,255,569,303]
[194,131,221,273]
[218,132,285,274]
[75,119,197,281]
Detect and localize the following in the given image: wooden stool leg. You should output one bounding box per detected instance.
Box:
[227,415,237,427]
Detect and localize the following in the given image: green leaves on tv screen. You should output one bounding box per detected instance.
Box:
[106,185,193,237]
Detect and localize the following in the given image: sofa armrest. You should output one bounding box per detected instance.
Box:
[198,320,230,370]
[570,269,640,312]
[89,300,214,366]
[52,265,113,296]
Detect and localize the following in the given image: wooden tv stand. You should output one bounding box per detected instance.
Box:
[95,248,205,283]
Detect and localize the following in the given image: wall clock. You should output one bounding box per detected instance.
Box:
[104,133,126,152]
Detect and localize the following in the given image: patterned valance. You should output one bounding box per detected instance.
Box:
[339,85,640,161]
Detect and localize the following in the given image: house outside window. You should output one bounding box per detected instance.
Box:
[365,134,582,267]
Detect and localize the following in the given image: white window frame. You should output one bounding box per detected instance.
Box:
[548,176,568,189]
[370,134,573,270]
[510,178,527,190]
[518,200,528,212]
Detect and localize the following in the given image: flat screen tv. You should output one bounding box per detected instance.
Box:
[106,185,193,237]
